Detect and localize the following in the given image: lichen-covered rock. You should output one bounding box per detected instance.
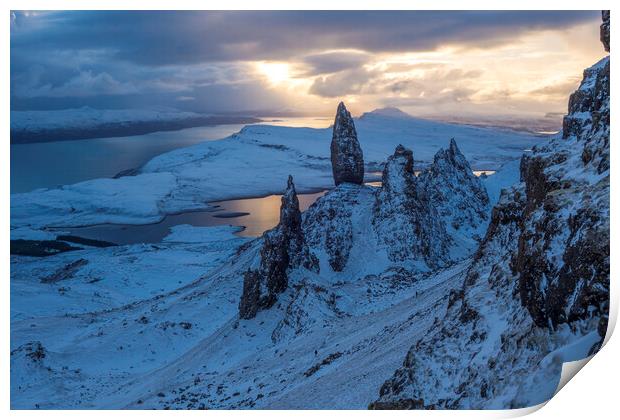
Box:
[330,102,364,186]
[239,176,318,319]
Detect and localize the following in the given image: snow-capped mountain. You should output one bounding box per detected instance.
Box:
[10,107,260,144]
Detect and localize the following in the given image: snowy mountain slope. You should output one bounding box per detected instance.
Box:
[11,147,476,409]
[10,225,246,321]
[10,216,469,408]
[11,224,253,409]
[11,109,542,233]
[371,14,609,410]
[11,15,608,411]
[11,107,204,132]
[9,110,591,409]
[10,107,261,144]
[235,129,492,316]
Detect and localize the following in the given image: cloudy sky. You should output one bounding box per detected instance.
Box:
[10,10,606,121]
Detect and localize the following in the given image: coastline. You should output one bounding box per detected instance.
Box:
[10,115,262,144]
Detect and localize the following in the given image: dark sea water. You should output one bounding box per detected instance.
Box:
[10,124,247,194]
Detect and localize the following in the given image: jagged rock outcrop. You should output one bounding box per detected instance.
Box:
[373,141,489,268]
[239,176,318,319]
[303,185,360,272]
[372,145,449,267]
[372,13,609,410]
[601,10,610,52]
[416,139,489,238]
[331,102,364,186]
[518,40,609,330]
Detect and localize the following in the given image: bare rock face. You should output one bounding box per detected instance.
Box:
[330,102,364,186]
[416,138,490,236]
[239,176,318,319]
[303,185,359,272]
[373,145,448,267]
[601,10,610,52]
[373,141,489,268]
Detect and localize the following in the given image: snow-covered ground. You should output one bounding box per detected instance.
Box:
[11,108,543,235]
[10,206,469,409]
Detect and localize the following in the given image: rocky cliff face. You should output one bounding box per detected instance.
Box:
[373,141,489,269]
[372,145,438,267]
[239,176,318,319]
[416,139,489,241]
[518,51,609,332]
[372,145,447,268]
[240,107,491,324]
[371,12,609,410]
[303,185,360,272]
[601,10,610,52]
[331,102,364,186]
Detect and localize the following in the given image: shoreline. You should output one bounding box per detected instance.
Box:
[14,167,499,234]
[10,115,262,145]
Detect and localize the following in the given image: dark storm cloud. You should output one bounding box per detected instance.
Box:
[10,10,600,112]
[296,51,371,76]
[11,11,599,66]
[310,67,380,97]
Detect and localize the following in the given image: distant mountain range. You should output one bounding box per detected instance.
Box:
[10,107,261,144]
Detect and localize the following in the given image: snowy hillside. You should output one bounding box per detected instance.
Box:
[9,101,547,409]
[10,107,260,143]
[11,108,541,234]
[11,107,203,132]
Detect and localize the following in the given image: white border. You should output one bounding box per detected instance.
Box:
[3,2,617,419]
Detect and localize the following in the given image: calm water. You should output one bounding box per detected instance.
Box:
[10,125,247,193]
[58,190,327,243]
[10,117,333,194]
[51,170,495,244]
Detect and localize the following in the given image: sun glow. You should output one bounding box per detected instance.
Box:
[257,62,291,85]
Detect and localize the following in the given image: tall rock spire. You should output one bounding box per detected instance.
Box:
[239,175,318,320]
[330,102,364,186]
